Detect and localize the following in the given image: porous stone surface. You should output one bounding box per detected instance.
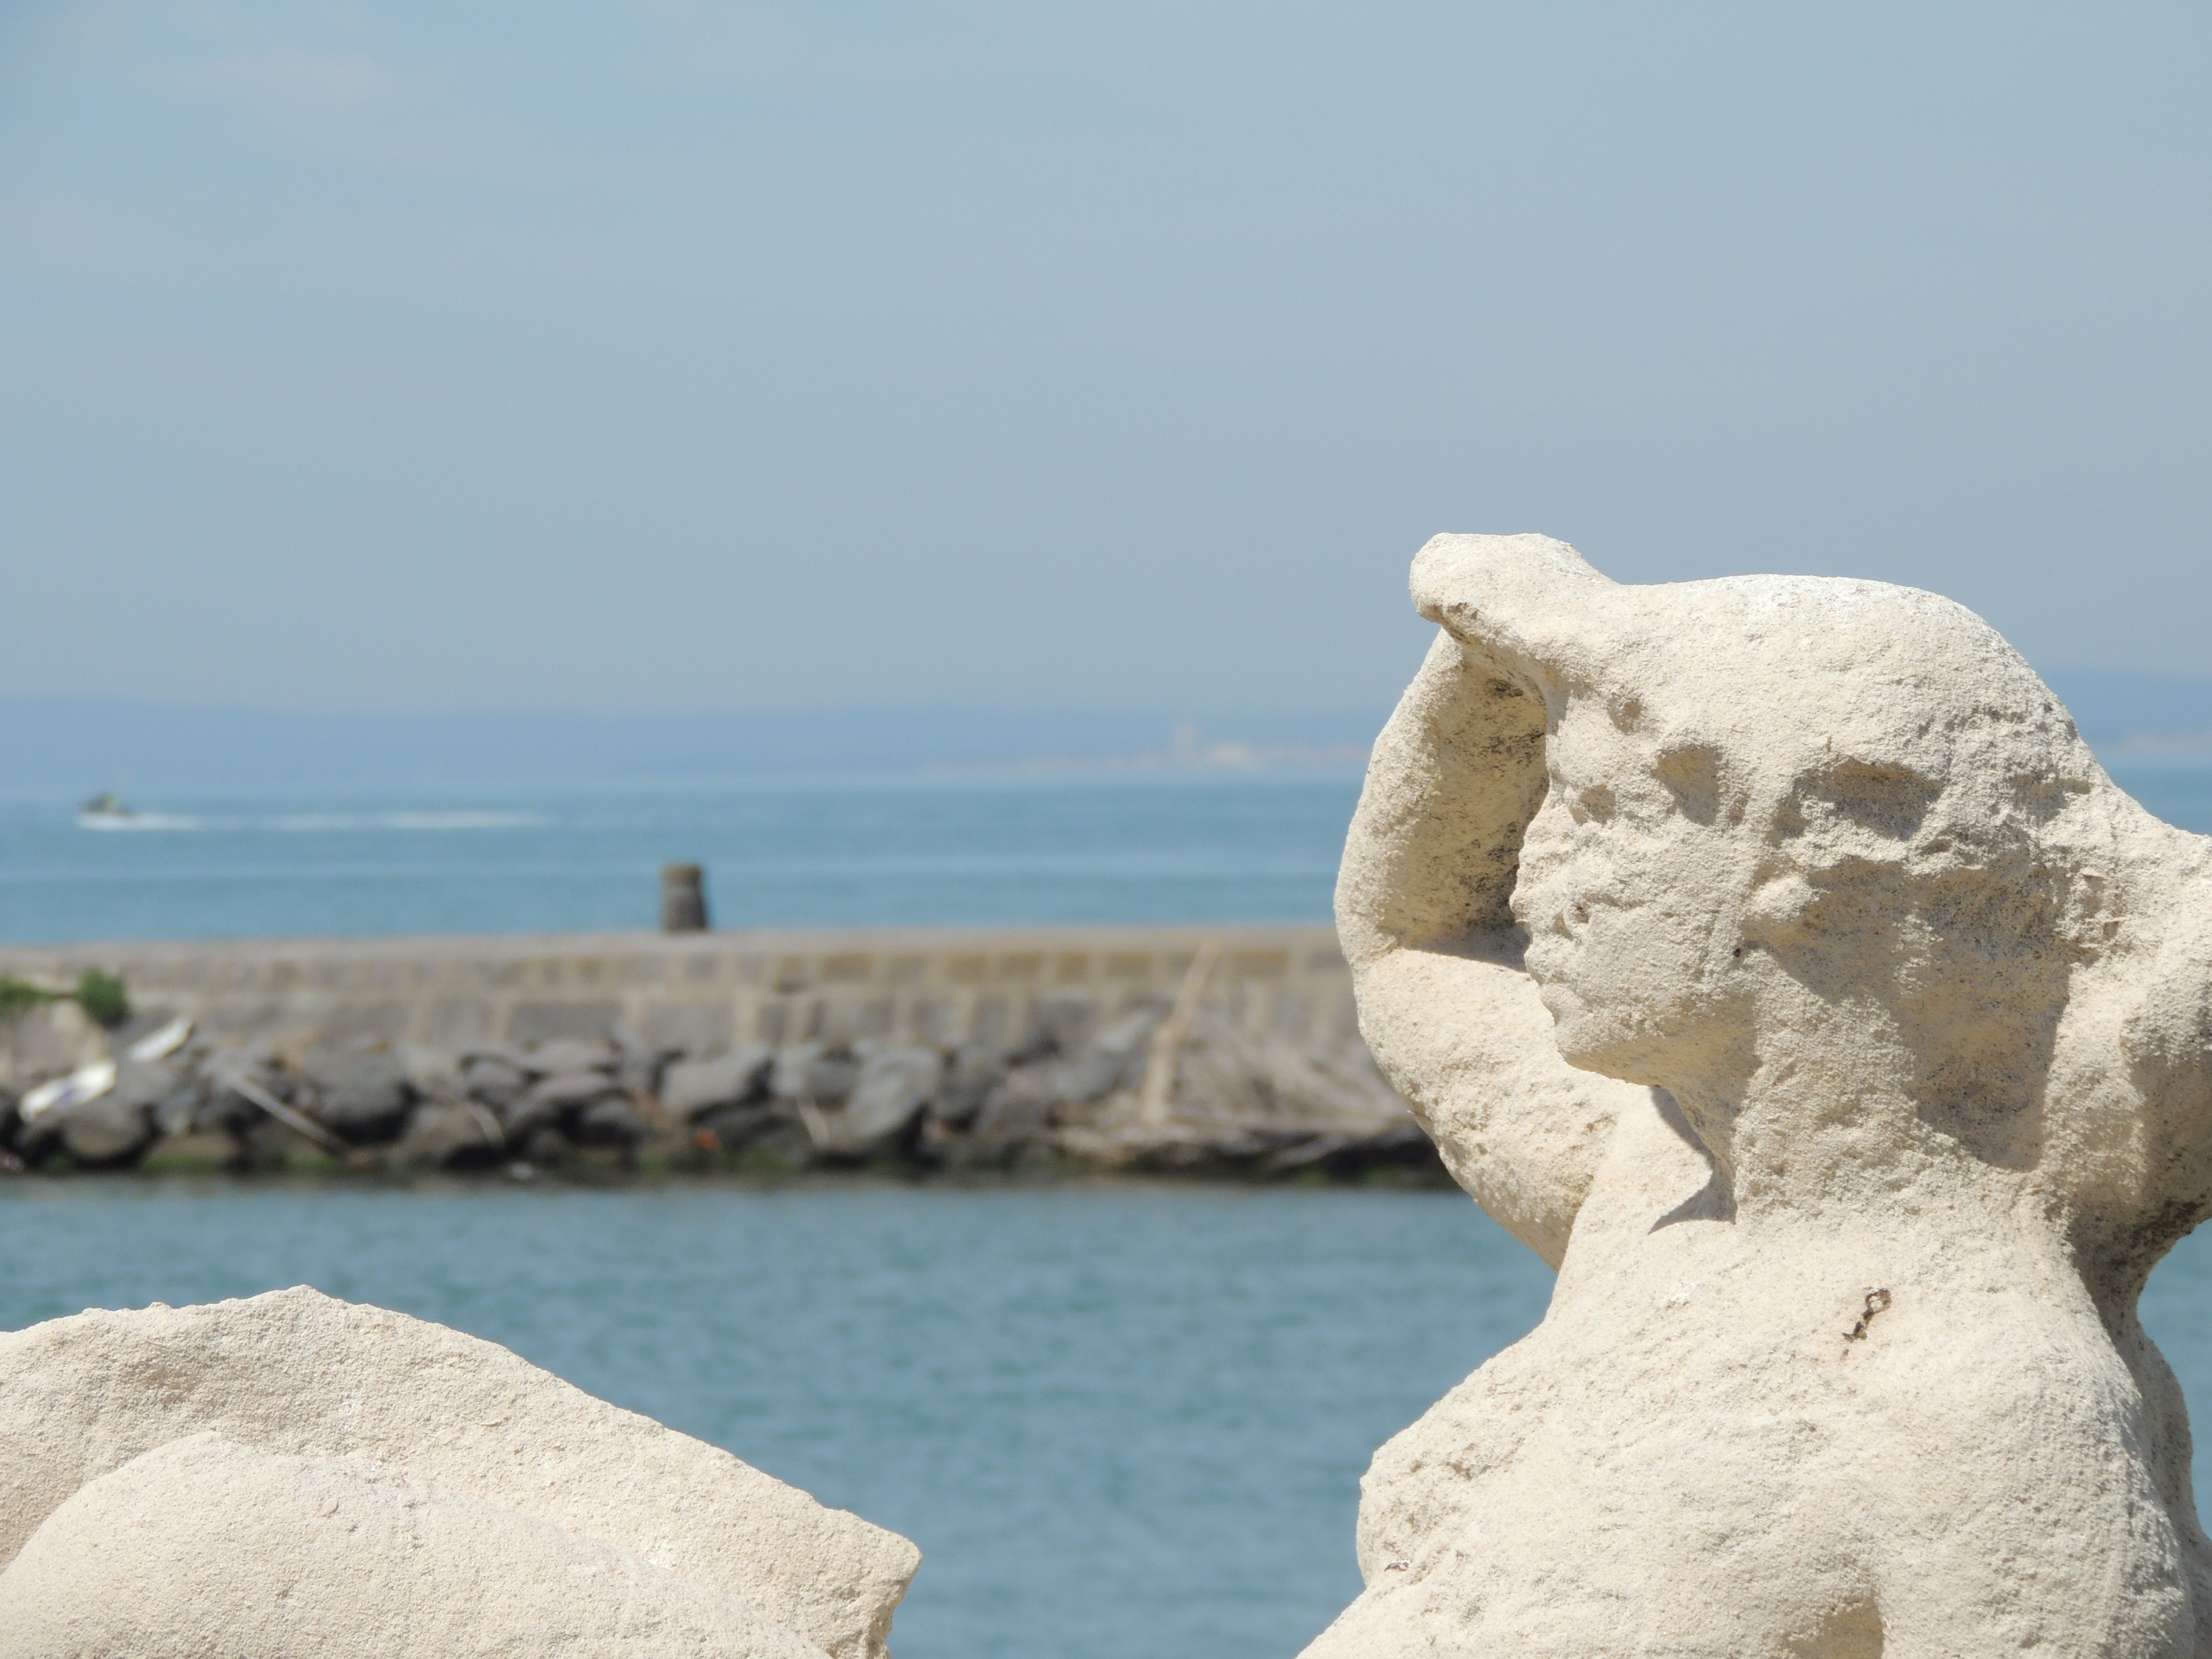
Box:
[0,1286,918,1659]
[461,1051,529,1108]
[0,1432,831,1659]
[1316,534,2212,1656]
[504,1067,626,1139]
[772,1041,864,1106]
[387,1097,503,1166]
[299,1043,413,1140]
[40,1087,158,1165]
[826,1046,944,1154]
[663,1045,774,1119]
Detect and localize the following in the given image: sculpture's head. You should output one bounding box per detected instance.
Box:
[1415,535,2115,1120]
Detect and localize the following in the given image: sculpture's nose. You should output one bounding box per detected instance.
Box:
[1517,869,1583,946]
[1512,872,1585,997]
[1509,805,1582,944]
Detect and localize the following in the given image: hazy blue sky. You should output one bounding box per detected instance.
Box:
[2,3,2207,714]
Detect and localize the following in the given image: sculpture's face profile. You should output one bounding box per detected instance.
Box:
[1512,696,1755,1087]
[1508,661,2080,1116]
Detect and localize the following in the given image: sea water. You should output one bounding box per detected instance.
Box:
[0,769,1366,943]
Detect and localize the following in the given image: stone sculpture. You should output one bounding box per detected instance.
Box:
[0,1287,918,1658]
[1315,534,2212,1655]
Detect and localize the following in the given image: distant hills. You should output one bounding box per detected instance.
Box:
[2039,671,2212,752]
[1,672,2203,797]
[0,701,1386,796]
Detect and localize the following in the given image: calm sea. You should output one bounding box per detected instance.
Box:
[7,757,2212,1657]
[0,768,1364,943]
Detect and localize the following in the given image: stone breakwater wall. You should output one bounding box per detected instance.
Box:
[0,926,1362,1054]
[0,926,1434,1179]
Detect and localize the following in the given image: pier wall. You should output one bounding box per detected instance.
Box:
[0,925,1359,1059]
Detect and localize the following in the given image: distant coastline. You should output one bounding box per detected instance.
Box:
[2120,731,2212,754]
[0,701,1389,797]
[5,673,2209,797]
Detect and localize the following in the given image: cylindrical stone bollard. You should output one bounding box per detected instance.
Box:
[660,864,709,933]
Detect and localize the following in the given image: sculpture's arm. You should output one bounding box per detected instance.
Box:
[1335,631,1637,1267]
[2092,827,2212,1296]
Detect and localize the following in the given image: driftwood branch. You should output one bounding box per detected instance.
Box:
[1138,939,1220,1129]
[216,1071,351,1156]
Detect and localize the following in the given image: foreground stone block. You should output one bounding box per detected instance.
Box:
[0,1433,830,1658]
[0,1287,918,1659]
[1317,534,2212,1654]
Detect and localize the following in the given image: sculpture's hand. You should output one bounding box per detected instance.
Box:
[1336,630,1643,1266]
[2091,833,2212,1296]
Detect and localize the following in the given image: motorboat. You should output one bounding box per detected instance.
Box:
[77,792,137,830]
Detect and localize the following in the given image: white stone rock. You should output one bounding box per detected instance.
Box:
[1319,534,2212,1655]
[0,1431,831,1658]
[662,1045,774,1120]
[0,1286,918,1659]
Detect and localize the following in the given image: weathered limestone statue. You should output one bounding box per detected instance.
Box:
[0,1287,917,1657]
[1316,535,2212,1655]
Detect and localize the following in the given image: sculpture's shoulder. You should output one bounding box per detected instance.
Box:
[1322,1214,2200,1659]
